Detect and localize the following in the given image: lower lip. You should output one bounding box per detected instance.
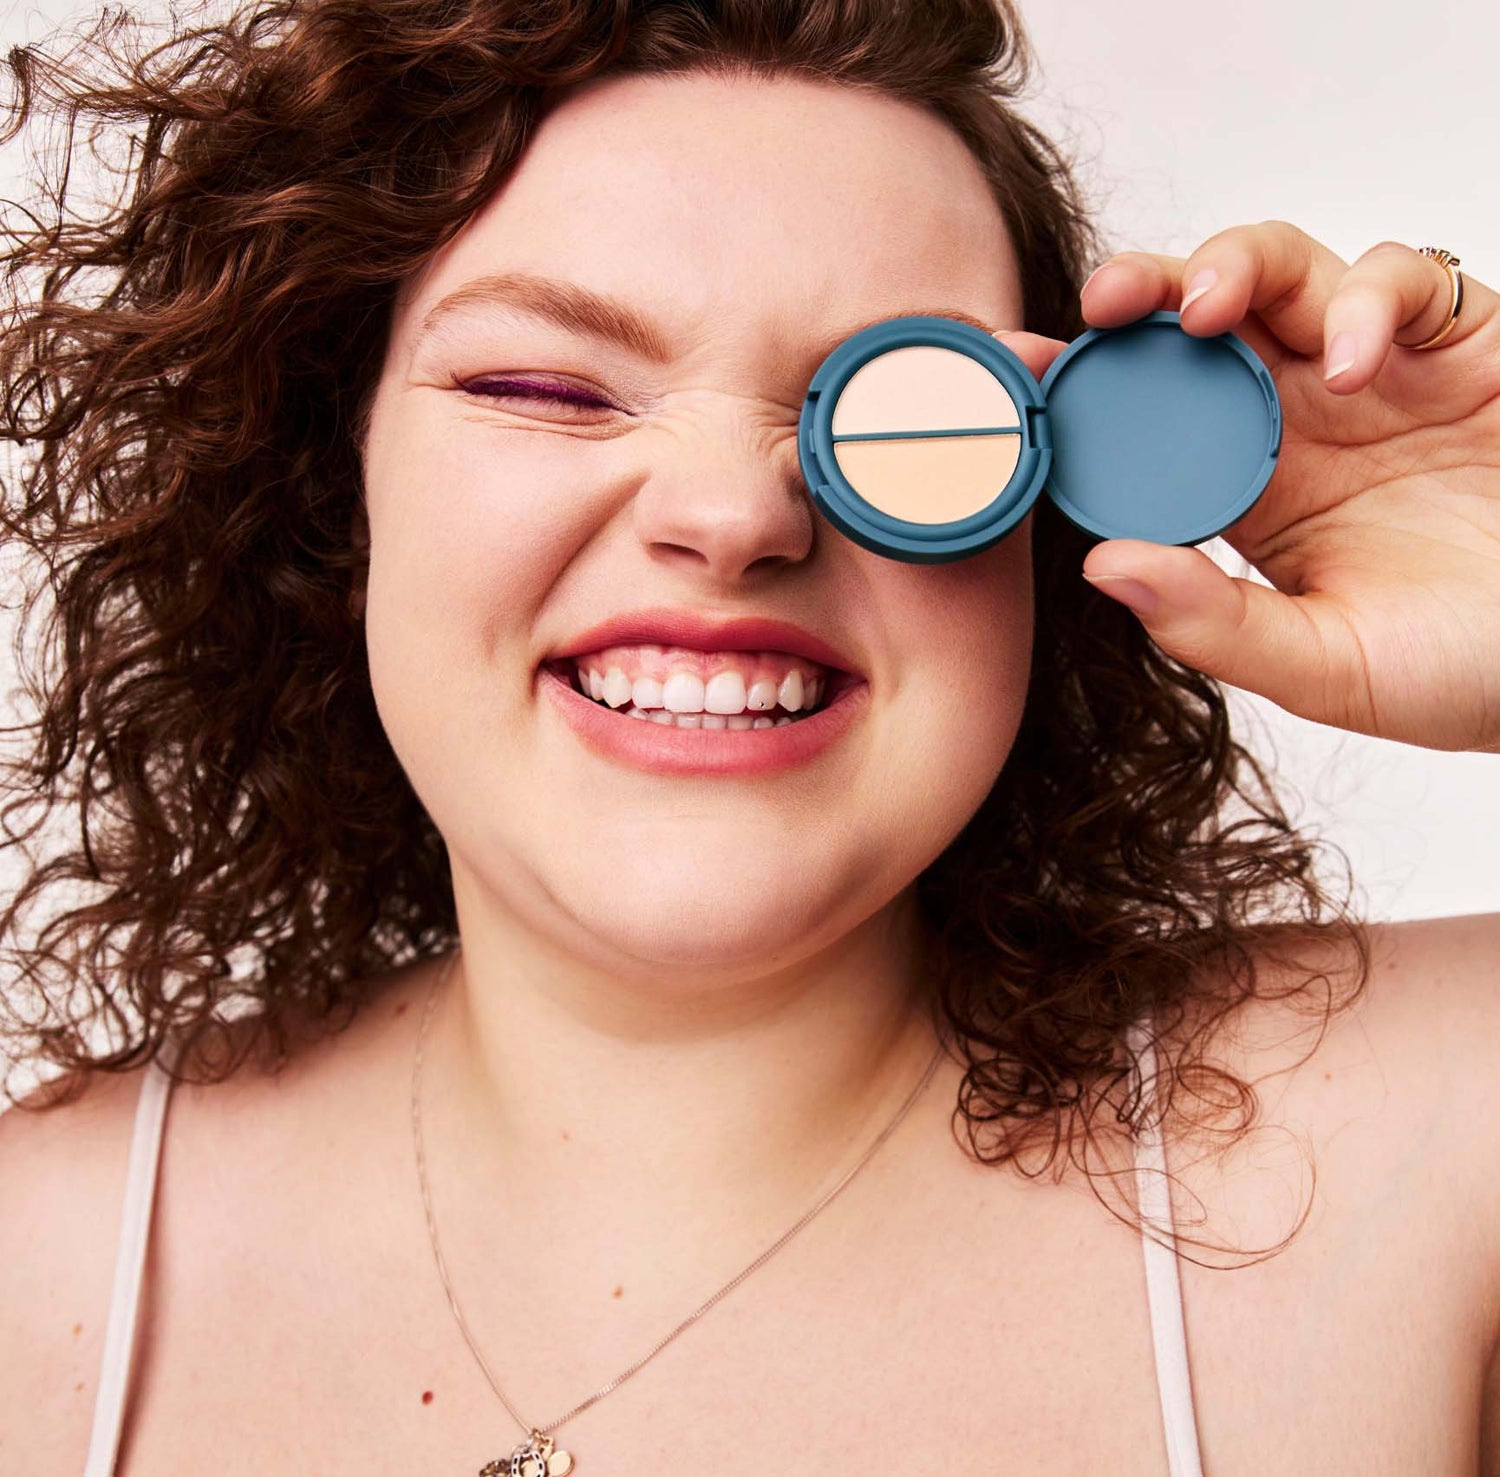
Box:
[538,664,869,777]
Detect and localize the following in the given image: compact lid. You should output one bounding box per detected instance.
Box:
[1038,310,1281,545]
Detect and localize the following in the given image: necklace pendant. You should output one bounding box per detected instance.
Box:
[479,1430,574,1477]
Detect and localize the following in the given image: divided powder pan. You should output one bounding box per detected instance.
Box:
[797,310,1282,563]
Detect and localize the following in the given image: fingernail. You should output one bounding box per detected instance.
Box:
[1084,573,1159,618]
[1324,331,1359,381]
[1180,269,1218,314]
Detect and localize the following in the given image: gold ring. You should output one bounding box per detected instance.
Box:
[1408,246,1464,349]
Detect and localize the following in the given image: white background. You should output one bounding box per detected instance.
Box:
[0,0,1496,924]
[1016,1,1498,920]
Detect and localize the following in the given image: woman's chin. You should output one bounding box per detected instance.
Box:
[557,890,849,979]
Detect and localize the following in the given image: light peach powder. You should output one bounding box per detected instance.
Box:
[830,345,1018,436]
[833,434,1022,524]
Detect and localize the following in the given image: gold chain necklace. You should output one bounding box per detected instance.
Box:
[410,948,944,1476]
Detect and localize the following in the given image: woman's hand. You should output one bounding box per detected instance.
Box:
[1068,223,1500,754]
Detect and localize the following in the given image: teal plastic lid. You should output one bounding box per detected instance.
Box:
[1039,310,1281,545]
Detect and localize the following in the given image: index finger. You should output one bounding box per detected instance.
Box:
[991,328,1068,381]
[1081,222,1349,361]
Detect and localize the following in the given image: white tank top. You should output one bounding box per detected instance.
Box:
[81,1026,1204,1475]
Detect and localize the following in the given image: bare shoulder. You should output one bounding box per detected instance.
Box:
[1175,911,1498,1122]
[1220,912,1500,1156]
[0,1059,158,1472]
[1176,912,1500,1216]
[1356,914,1500,1459]
[1347,911,1500,1078]
[0,950,437,1471]
[1173,913,1500,1393]
[1303,912,1500,1257]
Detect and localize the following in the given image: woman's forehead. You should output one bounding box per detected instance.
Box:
[395,70,1023,358]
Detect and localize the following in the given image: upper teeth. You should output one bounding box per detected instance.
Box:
[569,647,828,716]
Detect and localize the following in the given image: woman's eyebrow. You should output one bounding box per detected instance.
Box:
[414,271,675,362]
[806,308,999,366]
[413,270,1000,365]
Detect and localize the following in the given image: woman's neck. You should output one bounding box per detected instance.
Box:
[423,876,945,1237]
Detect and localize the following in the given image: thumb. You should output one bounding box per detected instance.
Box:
[1082,541,1337,717]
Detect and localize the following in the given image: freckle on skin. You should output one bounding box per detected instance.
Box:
[395,1002,409,1017]
[75,1381,84,1393]
[612,1286,623,1299]
[73,1322,83,1336]
[422,1390,434,1405]
[560,1129,570,1141]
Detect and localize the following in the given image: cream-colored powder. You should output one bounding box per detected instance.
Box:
[829,346,1018,436]
[833,434,1022,524]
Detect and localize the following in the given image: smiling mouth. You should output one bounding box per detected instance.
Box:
[542,646,858,730]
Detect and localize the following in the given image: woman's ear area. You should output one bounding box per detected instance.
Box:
[347,497,370,622]
[345,366,382,623]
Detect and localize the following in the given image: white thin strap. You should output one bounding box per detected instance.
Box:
[1127,1021,1205,1477]
[83,1043,179,1477]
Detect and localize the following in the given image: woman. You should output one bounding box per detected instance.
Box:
[0,0,1496,1471]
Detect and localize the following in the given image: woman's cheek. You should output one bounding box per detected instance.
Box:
[368,413,613,646]
[848,536,1032,882]
[909,528,1034,755]
[939,540,1034,813]
[361,408,585,788]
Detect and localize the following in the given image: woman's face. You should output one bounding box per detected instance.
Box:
[360,71,1032,981]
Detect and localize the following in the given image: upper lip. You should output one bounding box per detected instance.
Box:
[551,607,861,675]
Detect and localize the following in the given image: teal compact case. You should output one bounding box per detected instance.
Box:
[797,310,1281,562]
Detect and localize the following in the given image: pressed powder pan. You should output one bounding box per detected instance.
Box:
[798,310,1282,562]
[829,345,1024,525]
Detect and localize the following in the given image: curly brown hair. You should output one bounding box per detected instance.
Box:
[0,0,1365,1247]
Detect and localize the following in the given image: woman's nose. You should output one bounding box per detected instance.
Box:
[628,417,816,585]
